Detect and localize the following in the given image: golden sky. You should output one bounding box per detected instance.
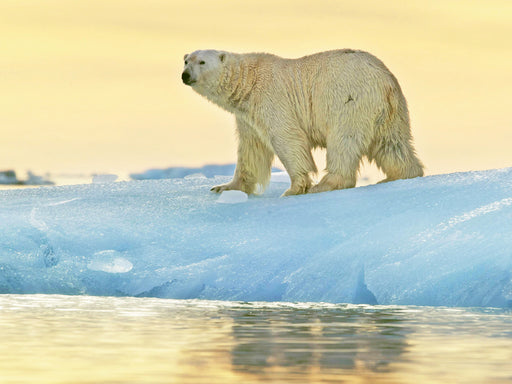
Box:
[1,0,511,175]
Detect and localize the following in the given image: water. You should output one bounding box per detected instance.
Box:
[1,295,511,384]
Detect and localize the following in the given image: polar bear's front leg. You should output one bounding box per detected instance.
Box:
[211,117,274,195]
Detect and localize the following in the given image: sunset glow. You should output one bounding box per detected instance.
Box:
[1,0,511,175]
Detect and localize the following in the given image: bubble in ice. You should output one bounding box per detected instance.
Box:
[88,250,133,273]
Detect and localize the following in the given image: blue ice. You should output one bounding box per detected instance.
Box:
[1,167,511,307]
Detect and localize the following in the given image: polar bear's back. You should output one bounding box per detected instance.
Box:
[260,50,407,139]
[293,49,393,75]
[288,49,402,98]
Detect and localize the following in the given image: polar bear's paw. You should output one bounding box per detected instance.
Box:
[210,183,235,193]
[211,180,254,195]
[309,173,355,194]
[281,177,311,197]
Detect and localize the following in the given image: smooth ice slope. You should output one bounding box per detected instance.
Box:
[1,168,512,307]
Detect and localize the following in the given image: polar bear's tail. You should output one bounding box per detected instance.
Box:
[370,84,424,182]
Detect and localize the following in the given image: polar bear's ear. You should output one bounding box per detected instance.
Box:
[219,53,226,62]
[183,54,189,61]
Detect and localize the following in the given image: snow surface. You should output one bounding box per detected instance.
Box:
[1,168,512,307]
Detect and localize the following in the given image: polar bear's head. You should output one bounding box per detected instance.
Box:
[181,50,227,89]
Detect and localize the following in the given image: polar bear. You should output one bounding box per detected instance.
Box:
[182,49,424,196]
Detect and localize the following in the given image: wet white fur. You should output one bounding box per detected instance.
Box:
[183,49,424,196]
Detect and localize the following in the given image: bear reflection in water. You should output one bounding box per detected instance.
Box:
[227,305,409,375]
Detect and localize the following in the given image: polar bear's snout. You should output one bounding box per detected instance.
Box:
[181,71,195,85]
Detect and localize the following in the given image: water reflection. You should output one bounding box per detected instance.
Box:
[0,296,511,384]
[228,304,411,378]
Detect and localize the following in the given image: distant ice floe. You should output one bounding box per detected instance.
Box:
[130,164,237,180]
[270,171,290,183]
[0,170,54,186]
[130,164,282,180]
[92,174,118,184]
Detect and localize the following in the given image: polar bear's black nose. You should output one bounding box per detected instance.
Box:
[181,71,191,85]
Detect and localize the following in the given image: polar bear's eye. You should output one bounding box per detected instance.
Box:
[185,60,188,65]
[199,61,205,65]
